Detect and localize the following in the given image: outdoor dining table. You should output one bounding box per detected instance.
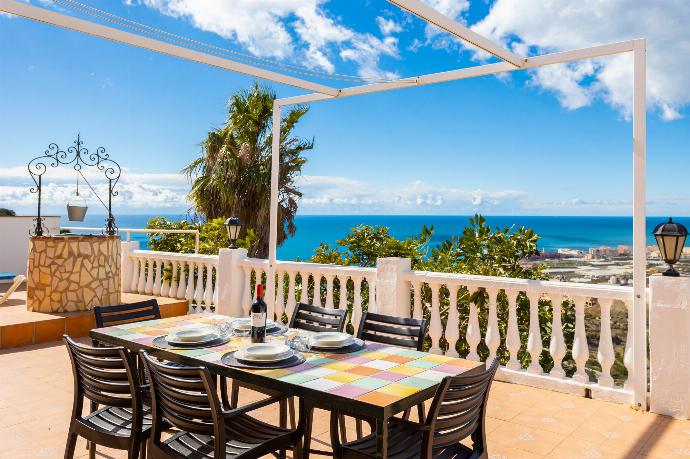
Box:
[89,313,483,459]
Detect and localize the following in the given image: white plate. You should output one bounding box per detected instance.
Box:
[308,332,353,348]
[166,327,220,345]
[235,343,293,362]
[231,318,277,332]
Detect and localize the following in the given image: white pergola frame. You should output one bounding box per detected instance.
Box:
[0,0,647,409]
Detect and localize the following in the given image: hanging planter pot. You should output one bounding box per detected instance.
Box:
[66,202,88,221]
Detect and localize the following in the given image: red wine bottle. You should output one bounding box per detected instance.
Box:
[250,284,267,343]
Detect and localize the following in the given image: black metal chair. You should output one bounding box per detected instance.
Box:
[229,302,348,433]
[63,335,151,459]
[94,299,161,328]
[288,302,349,332]
[332,358,500,459]
[336,311,428,441]
[140,351,300,459]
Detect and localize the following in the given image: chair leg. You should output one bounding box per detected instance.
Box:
[279,399,288,429]
[128,440,140,459]
[230,380,240,409]
[63,432,78,459]
[88,441,96,459]
[288,397,296,429]
[140,439,148,459]
[338,414,347,444]
[416,402,425,423]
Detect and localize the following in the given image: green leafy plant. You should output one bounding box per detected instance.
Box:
[145,217,256,255]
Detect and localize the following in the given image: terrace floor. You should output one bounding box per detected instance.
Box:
[2,339,689,459]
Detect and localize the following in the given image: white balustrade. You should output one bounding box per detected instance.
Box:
[446,285,460,357]
[485,288,500,362]
[572,296,590,383]
[401,270,634,402]
[126,250,219,312]
[505,290,522,370]
[597,298,615,387]
[466,289,481,361]
[549,294,567,379]
[526,292,543,374]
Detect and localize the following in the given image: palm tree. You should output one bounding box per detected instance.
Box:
[183,83,312,257]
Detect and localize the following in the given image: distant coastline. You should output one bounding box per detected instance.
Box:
[60,214,689,262]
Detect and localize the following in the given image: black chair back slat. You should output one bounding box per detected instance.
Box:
[359,332,420,349]
[357,311,427,351]
[141,352,219,436]
[424,358,499,454]
[94,299,161,328]
[289,303,347,332]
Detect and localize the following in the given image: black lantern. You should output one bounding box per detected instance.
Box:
[653,217,688,277]
[224,217,242,249]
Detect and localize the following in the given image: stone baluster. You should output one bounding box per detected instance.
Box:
[485,288,500,362]
[428,282,442,354]
[136,257,146,293]
[203,263,214,306]
[313,274,322,306]
[152,259,162,296]
[505,290,522,370]
[168,261,178,298]
[144,258,154,294]
[241,267,252,315]
[285,271,297,318]
[299,272,309,304]
[160,261,171,297]
[446,284,460,357]
[275,271,286,319]
[338,275,348,310]
[597,298,615,387]
[351,277,363,332]
[367,276,377,313]
[624,299,634,391]
[176,261,187,299]
[466,287,481,361]
[325,275,334,308]
[548,294,566,379]
[193,262,204,306]
[412,280,423,320]
[526,291,544,374]
[127,255,139,292]
[571,296,590,383]
[185,262,195,302]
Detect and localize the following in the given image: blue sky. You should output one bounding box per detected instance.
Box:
[1,0,690,217]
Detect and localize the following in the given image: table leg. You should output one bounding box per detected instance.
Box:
[295,398,315,459]
[375,417,389,459]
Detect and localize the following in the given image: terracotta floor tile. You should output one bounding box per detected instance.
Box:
[489,421,565,456]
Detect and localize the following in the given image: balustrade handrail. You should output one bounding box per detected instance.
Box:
[128,249,218,265]
[405,270,633,301]
[237,257,377,277]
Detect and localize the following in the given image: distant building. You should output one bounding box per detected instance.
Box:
[557,248,584,257]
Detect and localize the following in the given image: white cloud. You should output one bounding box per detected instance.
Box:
[376,17,402,36]
[0,166,189,214]
[469,0,690,120]
[135,0,398,81]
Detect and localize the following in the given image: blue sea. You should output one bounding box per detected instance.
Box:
[65,214,687,261]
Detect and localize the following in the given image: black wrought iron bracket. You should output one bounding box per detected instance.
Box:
[27,134,121,236]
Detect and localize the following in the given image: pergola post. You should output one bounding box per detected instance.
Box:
[632,38,647,410]
[266,102,281,317]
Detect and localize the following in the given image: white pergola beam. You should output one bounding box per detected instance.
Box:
[0,0,339,96]
[388,0,525,67]
[277,40,637,105]
[631,38,647,410]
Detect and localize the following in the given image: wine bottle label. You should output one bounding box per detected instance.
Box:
[251,312,266,327]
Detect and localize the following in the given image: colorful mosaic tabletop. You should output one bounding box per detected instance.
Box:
[93,313,479,408]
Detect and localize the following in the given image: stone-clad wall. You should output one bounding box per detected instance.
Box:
[27,235,121,312]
